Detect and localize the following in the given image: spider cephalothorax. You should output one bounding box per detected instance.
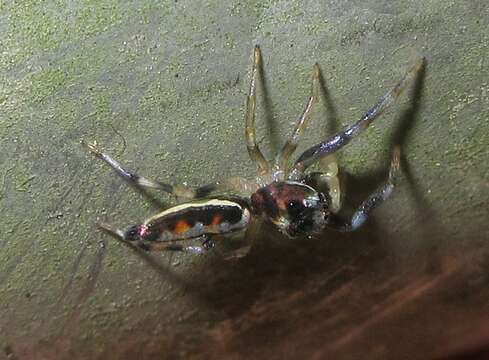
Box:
[84,46,423,256]
[251,181,330,238]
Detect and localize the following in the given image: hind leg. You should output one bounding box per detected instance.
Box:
[83,140,253,199]
[98,221,214,254]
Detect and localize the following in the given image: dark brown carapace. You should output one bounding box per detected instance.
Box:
[84,46,422,255]
[251,181,329,238]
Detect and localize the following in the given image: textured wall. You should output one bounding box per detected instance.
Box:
[0,1,488,359]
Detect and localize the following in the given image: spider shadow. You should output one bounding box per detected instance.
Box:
[174,57,434,317]
[180,165,401,320]
[316,64,342,152]
[389,60,448,269]
[118,57,434,326]
[109,235,200,291]
[129,183,168,210]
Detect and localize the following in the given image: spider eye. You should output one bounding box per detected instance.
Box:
[287,200,301,210]
[287,200,304,218]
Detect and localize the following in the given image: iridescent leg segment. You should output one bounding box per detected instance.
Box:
[328,146,400,231]
[289,58,424,179]
[82,141,248,199]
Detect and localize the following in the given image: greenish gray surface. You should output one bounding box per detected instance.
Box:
[0,1,488,359]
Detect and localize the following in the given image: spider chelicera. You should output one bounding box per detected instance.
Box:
[84,46,423,256]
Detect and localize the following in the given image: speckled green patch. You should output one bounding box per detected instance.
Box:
[0,0,488,358]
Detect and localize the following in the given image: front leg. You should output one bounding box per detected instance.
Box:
[245,45,271,176]
[289,58,424,179]
[274,63,320,176]
[319,154,342,213]
[327,146,400,232]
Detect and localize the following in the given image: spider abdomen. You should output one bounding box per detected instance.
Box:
[129,198,251,242]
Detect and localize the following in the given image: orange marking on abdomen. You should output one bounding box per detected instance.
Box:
[174,220,190,234]
[211,214,223,226]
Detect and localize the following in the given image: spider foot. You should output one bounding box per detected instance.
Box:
[81,140,103,158]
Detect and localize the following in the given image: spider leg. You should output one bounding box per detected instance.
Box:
[221,219,260,260]
[245,45,271,176]
[327,146,400,232]
[289,58,425,179]
[82,141,251,199]
[319,154,341,212]
[140,238,211,254]
[275,63,320,177]
[98,221,213,254]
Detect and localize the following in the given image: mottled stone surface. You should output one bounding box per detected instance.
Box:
[0,1,488,359]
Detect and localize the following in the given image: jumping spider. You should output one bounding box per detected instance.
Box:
[84,46,423,256]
